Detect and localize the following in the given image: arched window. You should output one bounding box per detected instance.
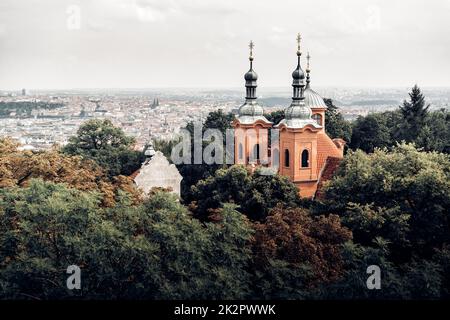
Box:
[238,143,243,159]
[301,149,309,168]
[284,149,290,167]
[272,148,279,167]
[253,144,260,161]
[312,113,322,125]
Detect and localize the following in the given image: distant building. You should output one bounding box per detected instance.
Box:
[132,151,182,197]
[94,102,107,113]
[150,98,159,109]
[233,36,345,198]
[21,88,27,96]
[79,106,87,118]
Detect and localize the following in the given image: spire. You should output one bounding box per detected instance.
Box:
[244,40,258,100]
[237,40,271,123]
[306,52,311,88]
[296,33,301,57]
[291,33,305,101]
[275,34,322,129]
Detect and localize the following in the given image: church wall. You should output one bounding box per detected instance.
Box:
[234,123,270,165]
[279,129,319,182]
[295,180,318,198]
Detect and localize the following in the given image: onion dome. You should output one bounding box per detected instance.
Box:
[239,100,264,117]
[236,41,271,125]
[244,66,258,82]
[275,34,321,129]
[291,33,305,100]
[285,100,312,120]
[244,40,258,100]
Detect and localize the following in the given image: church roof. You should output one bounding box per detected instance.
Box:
[304,87,327,109]
[315,156,343,199]
[316,132,344,176]
[235,114,272,125]
[276,117,321,129]
[276,100,322,129]
[304,51,327,109]
[236,99,271,125]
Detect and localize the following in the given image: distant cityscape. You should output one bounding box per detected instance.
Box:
[1,87,449,150]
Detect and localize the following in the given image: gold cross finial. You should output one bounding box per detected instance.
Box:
[296,33,301,55]
[306,52,311,71]
[249,40,254,60]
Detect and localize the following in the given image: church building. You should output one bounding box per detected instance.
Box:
[233,34,345,198]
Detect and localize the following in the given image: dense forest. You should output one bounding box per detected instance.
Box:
[0,85,449,299]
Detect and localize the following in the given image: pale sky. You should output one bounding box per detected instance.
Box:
[1,0,450,90]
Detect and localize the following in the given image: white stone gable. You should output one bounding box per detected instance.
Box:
[134,151,182,196]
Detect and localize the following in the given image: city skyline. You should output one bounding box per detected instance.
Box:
[1,0,450,90]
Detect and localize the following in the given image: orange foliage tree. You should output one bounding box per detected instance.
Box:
[0,137,141,206]
[253,206,352,285]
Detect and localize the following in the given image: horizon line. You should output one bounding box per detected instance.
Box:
[3,85,450,92]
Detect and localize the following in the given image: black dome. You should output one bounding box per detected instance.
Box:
[292,66,305,80]
[245,69,258,81]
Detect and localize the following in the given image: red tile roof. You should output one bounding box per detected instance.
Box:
[315,156,343,199]
[316,132,343,176]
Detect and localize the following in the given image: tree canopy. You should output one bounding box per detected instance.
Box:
[62,119,144,178]
[2,86,450,300]
[154,110,233,202]
[0,180,254,299]
[399,84,430,142]
[190,165,301,221]
[348,85,450,154]
[324,98,352,143]
[321,143,450,257]
[252,206,352,298]
[0,137,140,206]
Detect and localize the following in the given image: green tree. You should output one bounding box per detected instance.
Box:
[152,137,181,161]
[399,84,430,142]
[416,109,450,153]
[174,110,233,201]
[265,109,285,125]
[350,113,393,152]
[318,241,446,299]
[190,165,301,221]
[320,143,450,260]
[0,180,253,299]
[316,242,407,299]
[324,98,352,142]
[62,119,144,178]
[203,109,234,136]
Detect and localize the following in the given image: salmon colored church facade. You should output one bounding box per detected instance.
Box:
[233,35,345,198]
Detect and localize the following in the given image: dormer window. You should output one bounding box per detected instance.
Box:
[312,113,322,126]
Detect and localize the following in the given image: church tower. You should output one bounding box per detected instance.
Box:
[275,34,323,197]
[304,53,327,131]
[233,41,272,165]
[232,34,346,198]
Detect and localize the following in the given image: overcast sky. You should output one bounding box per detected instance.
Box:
[1,0,450,90]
